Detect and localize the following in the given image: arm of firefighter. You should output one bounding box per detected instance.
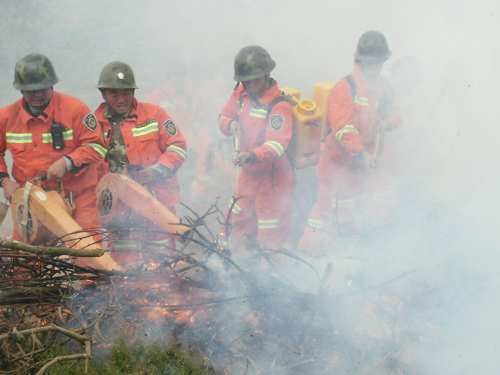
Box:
[218,89,241,137]
[0,124,9,178]
[65,105,107,169]
[156,111,187,170]
[252,102,293,163]
[328,79,364,156]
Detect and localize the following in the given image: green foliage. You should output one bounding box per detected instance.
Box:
[38,336,218,375]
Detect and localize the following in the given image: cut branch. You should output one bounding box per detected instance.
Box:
[0,239,105,257]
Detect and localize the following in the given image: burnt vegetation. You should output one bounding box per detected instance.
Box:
[0,200,444,375]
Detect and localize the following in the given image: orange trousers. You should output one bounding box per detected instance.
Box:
[108,206,177,267]
[299,156,398,255]
[221,162,295,254]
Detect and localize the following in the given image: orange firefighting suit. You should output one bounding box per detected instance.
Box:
[218,81,295,252]
[95,99,187,263]
[299,62,402,254]
[0,91,106,243]
[146,83,210,200]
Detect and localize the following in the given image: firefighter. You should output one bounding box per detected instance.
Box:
[94,61,187,264]
[0,53,107,243]
[146,60,210,204]
[218,45,295,262]
[299,31,402,255]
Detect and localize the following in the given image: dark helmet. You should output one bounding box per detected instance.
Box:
[97,61,137,89]
[233,45,276,82]
[167,59,187,74]
[354,31,392,62]
[13,53,59,90]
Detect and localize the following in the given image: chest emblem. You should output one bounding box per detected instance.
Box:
[83,113,98,131]
[270,114,284,132]
[163,119,177,136]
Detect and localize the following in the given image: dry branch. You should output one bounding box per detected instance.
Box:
[0,239,105,257]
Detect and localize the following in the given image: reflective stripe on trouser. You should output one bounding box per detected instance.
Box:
[221,159,295,251]
[299,156,399,253]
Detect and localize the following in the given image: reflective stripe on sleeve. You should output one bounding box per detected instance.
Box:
[263,141,284,157]
[166,145,187,159]
[354,95,370,106]
[132,122,159,137]
[146,239,169,249]
[83,143,107,158]
[331,198,355,208]
[219,115,228,124]
[6,133,32,143]
[258,219,278,229]
[307,219,324,230]
[335,125,359,142]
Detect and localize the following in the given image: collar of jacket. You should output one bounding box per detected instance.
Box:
[238,79,281,107]
[20,91,59,124]
[102,98,138,121]
[351,61,385,92]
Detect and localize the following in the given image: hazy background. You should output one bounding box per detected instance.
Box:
[0,0,499,373]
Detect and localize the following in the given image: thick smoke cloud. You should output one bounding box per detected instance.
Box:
[0,0,499,373]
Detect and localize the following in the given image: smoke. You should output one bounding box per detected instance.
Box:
[0,0,499,373]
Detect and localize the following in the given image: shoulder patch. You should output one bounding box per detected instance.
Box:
[269,114,284,132]
[83,113,98,131]
[163,119,177,136]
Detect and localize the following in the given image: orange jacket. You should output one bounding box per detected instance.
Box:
[218,81,293,176]
[0,91,106,192]
[146,83,205,131]
[324,62,402,164]
[94,99,187,208]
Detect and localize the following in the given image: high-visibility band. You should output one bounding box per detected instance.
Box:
[112,240,137,250]
[258,219,278,229]
[84,143,107,158]
[308,218,324,230]
[263,141,284,157]
[331,199,355,208]
[146,239,169,249]
[6,133,32,143]
[219,115,228,124]
[160,101,174,109]
[335,125,359,142]
[42,130,73,143]
[249,107,268,119]
[229,198,241,214]
[373,193,386,202]
[197,174,210,181]
[132,122,159,137]
[166,145,187,159]
[354,95,370,106]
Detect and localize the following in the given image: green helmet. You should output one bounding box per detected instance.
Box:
[233,45,276,82]
[13,53,59,90]
[97,61,137,89]
[354,31,392,62]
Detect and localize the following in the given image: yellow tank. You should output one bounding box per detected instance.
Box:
[312,81,336,141]
[287,97,323,169]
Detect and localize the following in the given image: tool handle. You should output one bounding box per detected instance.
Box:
[234,135,241,153]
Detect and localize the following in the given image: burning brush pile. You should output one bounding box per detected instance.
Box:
[0,200,448,374]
